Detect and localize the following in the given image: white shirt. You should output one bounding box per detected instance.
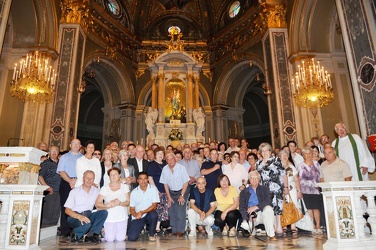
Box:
[332,134,375,181]
[99,183,129,222]
[222,163,248,194]
[225,146,240,154]
[136,158,143,172]
[292,153,304,166]
[75,156,101,187]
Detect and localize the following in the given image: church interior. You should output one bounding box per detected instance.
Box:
[0,0,376,249]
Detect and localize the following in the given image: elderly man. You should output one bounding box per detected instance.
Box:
[239,171,276,241]
[187,176,216,237]
[56,138,83,237]
[128,172,159,241]
[128,145,149,178]
[332,123,375,181]
[239,149,251,171]
[225,137,240,153]
[160,153,190,237]
[39,145,61,226]
[201,149,222,191]
[179,148,201,190]
[320,147,352,182]
[65,170,108,243]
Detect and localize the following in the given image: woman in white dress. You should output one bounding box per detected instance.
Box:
[222,151,248,194]
[95,167,130,242]
[279,149,302,237]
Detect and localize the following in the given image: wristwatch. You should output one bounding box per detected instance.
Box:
[180,193,184,196]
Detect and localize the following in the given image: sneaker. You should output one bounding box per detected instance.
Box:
[207,230,213,236]
[188,232,196,237]
[149,235,156,241]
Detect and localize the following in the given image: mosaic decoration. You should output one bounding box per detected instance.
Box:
[336,196,355,239]
[9,201,29,245]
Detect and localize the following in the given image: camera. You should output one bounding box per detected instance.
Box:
[250,211,257,218]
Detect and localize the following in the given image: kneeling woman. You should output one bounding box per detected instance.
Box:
[214,174,241,237]
[95,167,130,242]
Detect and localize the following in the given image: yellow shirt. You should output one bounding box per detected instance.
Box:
[214,186,239,211]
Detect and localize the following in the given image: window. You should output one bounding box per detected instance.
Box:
[229,1,241,18]
[107,0,120,16]
[168,26,181,35]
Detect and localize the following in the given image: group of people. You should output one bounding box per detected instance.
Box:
[36,122,375,243]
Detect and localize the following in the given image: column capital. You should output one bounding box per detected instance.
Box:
[60,0,89,25]
[261,2,287,28]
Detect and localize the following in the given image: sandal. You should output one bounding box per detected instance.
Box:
[291,229,298,238]
[282,228,288,237]
[275,231,284,238]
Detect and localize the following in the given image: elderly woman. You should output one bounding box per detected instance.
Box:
[256,142,288,237]
[214,174,241,237]
[114,150,136,191]
[296,147,322,235]
[95,167,130,242]
[147,147,168,233]
[279,149,302,237]
[222,151,248,193]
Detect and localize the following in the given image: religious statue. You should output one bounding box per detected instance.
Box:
[193,107,205,138]
[145,107,158,139]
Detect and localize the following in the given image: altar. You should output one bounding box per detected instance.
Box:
[143,27,207,147]
[0,147,47,249]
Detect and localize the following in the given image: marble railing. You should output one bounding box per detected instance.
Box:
[318,181,376,250]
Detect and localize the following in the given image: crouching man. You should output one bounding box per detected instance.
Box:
[239,171,276,241]
[65,170,108,244]
[128,172,160,241]
[187,176,217,237]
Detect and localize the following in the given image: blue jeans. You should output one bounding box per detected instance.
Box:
[127,211,158,241]
[67,210,108,239]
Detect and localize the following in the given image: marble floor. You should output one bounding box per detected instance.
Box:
[39,231,327,250]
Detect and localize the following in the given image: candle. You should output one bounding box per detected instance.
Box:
[208,138,211,142]
[13,64,17,80]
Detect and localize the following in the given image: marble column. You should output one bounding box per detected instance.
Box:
[194,75,200,109]
[157,73,165,123]
[261,3,296,148]
[151,76,157,109]
[211,105,229,143]
[335,0,376,136]
[0,0,12,56]
[118,104,136,142]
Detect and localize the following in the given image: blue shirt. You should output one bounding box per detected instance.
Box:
[56,151,83,178]
[248,187,259,207]
[178,159,201,181]
[160,162,190,191]
[130,184,160,219]
[64,185,99,212]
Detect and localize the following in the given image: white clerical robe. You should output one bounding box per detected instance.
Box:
[332,134,375,181]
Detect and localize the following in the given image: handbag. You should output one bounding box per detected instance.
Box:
[280,194,304,227]
[296,198,315,231]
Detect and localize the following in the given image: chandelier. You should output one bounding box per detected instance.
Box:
[291,58,334,108]
[10,51,56,103]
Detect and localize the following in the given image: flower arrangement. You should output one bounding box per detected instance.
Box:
[168,128,183,141]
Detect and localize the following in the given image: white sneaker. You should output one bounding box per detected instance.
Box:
[241,221,250,231]
[207,230,213,236]
[188,232,196,237]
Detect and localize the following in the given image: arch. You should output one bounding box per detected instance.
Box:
[213,56,265,105]
[82,53,135,106]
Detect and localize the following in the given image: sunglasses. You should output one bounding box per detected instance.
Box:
[94,153,101,156]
